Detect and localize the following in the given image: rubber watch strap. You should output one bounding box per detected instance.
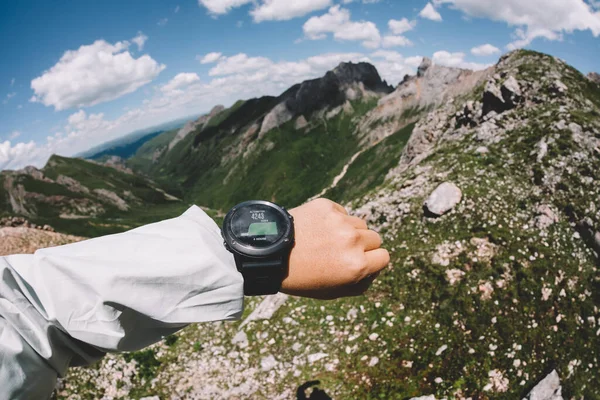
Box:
[234,254,287,296]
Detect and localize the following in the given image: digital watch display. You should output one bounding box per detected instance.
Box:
[222,200,294,296]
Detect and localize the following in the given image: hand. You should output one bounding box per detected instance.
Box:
[281,198,390,300]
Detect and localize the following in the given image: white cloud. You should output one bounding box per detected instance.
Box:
[251,0,332,22]
[174,5,180,13]
[132,32,148,51]
[434,0,600,49]
[419,3,443,21]
[198,52,223,64]
[303,6,382,48]
[471,43,501,56]
[208,53,274,76]
[10,78,15,87]
[30,39,165,111]
[161,73,201,94]
[432,50,490,70]
[158,18,169,26]
[382,35,413,47]
[388,18,417,34]
[0,140,42,171]
[198,0,253,15]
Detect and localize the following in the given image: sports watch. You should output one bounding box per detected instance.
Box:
[221,200,295,296]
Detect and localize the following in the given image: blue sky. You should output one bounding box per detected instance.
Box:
[1,0,599,170]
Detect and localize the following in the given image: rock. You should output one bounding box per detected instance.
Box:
[424,182,462,217]
[534,204,558,229]
[536,138,548,162]
[475,146,489,154]
[417,57,432,77]
[168,105,225,150]
[307,353,328,364]
[239,292,288,328]
[92,189,129,211]
[588,72,600,85]
[550,80,568,96]
[231,331,249,348]
[57,175,90,194]
[140,397,160,400]
[295,115,308,130]
[523,370,563,400]
[260,355,277,371]
[501,76,522,107]
[410,395,436,400]
[483,80,506,116]
[595,231,600,251]
[259,103,293,138]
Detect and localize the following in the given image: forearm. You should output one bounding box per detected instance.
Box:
[0,206,244,399]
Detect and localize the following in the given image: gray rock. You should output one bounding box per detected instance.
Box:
[534,204,558,229]
[550,80,568,95]
[295,115,308,130]
[260,355,277,371]
[523,370,563,400]
[240,292,288,328]
[259,103,293,138]
[232,331,249,348]
[536,138,548,162]
[588,72,600,84]
[410,396,436,400]
[483,80,507,116]
[417,57,432,77]
[475,146,489,154]
[424,182,462,217]
[501,76,522,106]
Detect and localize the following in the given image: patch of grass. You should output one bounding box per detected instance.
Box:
[327,122,416,203]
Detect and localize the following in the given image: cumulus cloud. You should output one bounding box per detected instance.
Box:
[389,18,417,34]
[198,52,223,64]
[420,3,443,21]
[432,50,490,70]
[208,53,273,76]
[30,39,165,111]
[303,6,382,48]
[382,35,413,47]
[132,32,148,51]
[198,0,252,15]
[161,73,201,94]
[471,43,501,56]
[434,0,600,49]
[251,0,332,22]
[0,140,42,171]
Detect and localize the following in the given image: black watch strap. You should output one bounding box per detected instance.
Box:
[234,254,287,296]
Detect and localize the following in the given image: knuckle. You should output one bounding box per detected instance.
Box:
[346,255,368,280]
[339,228,360,245]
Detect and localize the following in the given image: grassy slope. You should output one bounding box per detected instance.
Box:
[125,129,178,174]
[327,122,416,204]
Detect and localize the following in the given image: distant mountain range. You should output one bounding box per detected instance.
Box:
[2,50,600,399]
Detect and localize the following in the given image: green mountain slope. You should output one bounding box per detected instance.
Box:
[0,155,187,237]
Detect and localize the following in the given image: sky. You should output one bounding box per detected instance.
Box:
[1,0,600,170]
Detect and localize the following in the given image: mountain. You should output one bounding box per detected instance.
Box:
[0,155,188,236]
[4,51,600,399]
[78,115,197,159]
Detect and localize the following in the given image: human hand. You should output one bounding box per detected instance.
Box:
[281,198,389,299]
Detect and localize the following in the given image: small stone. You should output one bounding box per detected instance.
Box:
[435,345,448,356]
[307,352,328,364]
[524,370,563,400]
[475,146,489,154]
[368,356,379,366]
[260,355,277,371]
[231,331,249,348]
[424,182,462,217]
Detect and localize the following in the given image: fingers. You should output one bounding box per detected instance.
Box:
[345,215,368,230]
[364,248,390,275]
[359,229,382,251]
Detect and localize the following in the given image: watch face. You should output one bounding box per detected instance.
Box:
[230,203,288,248]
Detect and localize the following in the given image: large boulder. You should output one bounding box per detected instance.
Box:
[482,80,507,116]
[423,182,462,217]
[417,57,432,77]
[523,370,563,400]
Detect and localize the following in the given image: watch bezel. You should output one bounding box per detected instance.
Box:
[222,200,294,258]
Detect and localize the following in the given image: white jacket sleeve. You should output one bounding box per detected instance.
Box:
[0,205,244,400]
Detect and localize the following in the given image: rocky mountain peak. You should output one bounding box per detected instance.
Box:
[588,72,600,84]
[331,61,392,93]
[417,57,432,77]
